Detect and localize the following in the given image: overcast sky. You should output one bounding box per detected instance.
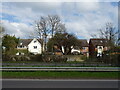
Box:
[1,1,118,40]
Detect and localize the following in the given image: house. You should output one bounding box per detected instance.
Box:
[71,39,89,56]
[17,38,44,55]
[79,39,89,55]
[89,38,109,57]
[53,44,63,55]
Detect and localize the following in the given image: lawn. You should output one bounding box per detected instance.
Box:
[2,71,119,79]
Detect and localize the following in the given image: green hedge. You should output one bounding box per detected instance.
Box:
[2,54,67,62]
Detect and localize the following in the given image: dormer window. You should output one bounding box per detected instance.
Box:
[100,41,103,43]
[34,41,37,43]
[20,43,22,45]
[82,47,86,50]
[99,46,102,49]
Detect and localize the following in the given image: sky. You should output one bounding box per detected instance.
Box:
[1,0,119,40]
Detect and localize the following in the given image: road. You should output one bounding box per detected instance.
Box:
[2,79,119,88]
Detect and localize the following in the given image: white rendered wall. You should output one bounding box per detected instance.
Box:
[28,38,42,54]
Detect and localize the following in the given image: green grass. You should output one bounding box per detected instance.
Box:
[2,71,119,79]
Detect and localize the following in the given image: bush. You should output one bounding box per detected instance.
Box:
[2,54,42,62]
[103,54,118,65]
[52,55,67,62]
[2,54,67,63]
[42,55,67,62]
[31,54,43,62]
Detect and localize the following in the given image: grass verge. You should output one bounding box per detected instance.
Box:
[1,71,119,79]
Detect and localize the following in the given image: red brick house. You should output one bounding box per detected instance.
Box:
[79,39,89,55]
[89,38,109,57]
[71,39,89,56]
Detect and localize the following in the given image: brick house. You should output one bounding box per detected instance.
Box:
[71,39,89,56]
[89,38,109,57]
[79,39,89,55]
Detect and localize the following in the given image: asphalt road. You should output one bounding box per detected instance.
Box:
[1,79,119,88]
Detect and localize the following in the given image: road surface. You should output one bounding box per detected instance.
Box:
[1,79,119,88]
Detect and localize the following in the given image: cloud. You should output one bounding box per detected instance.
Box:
[1,2,118,40]
[1,2,62,23]
[76,2,100,12]
[2,20,34,38]
[62,2,118,39]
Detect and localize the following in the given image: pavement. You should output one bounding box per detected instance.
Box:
[1,79,119,88]
[1,66,120,71]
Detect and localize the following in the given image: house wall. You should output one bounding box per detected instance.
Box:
[103,46,109,51]
[17,46,27,50]
[80,47,89,55]
[95,46,108,53]
[28,38,42,54]
[90,46,109,57]
[89,41,95,57]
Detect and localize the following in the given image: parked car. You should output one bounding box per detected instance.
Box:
[71,49,80,55]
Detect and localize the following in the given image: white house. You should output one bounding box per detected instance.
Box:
[17,38,43,55]
[97,46,104,57]
[28,38,42,55]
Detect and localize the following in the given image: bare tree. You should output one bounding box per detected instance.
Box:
[99,22,118,46]
[48,15,61,37]
[56,23,66,34]
[90,22,118,46]
[35,20,43,39]
[35,16,50,52]
[35,15,67,52]
[0,25,5,35]
[90,34,97,38]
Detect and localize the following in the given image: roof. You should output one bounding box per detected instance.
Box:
[18,38,43,46]
[78,39,89,47]
[89,38,109,47]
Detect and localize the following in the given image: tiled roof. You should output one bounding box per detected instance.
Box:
[18,38,43,46]
[19,39,32,46]
[89,38,109,47]
[78,39,89,47]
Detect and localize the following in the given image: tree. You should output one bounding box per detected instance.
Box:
[90,22,118,47]
[99,22,118,47]
[2,34,19,54]
[47,33,80,55]
[91,22,119,64]
[0,26,5,34]
[55,23,66,34]
[35,15,66,52]
[35,16,50,52]
[0,25,5,38]
[48,15,60,37]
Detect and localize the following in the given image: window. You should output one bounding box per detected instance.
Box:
[20,43,22,45]
[99,46,102,49]
[82,47,86,50]
[100,40,103,43]
[33,46,37,49]
[19,45,24,48]
[34,41,37,43]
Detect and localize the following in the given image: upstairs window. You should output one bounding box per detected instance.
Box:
[34,41,37,43]
[82,47,86,50]
[100,40,103,43]
[33,46,37,49]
